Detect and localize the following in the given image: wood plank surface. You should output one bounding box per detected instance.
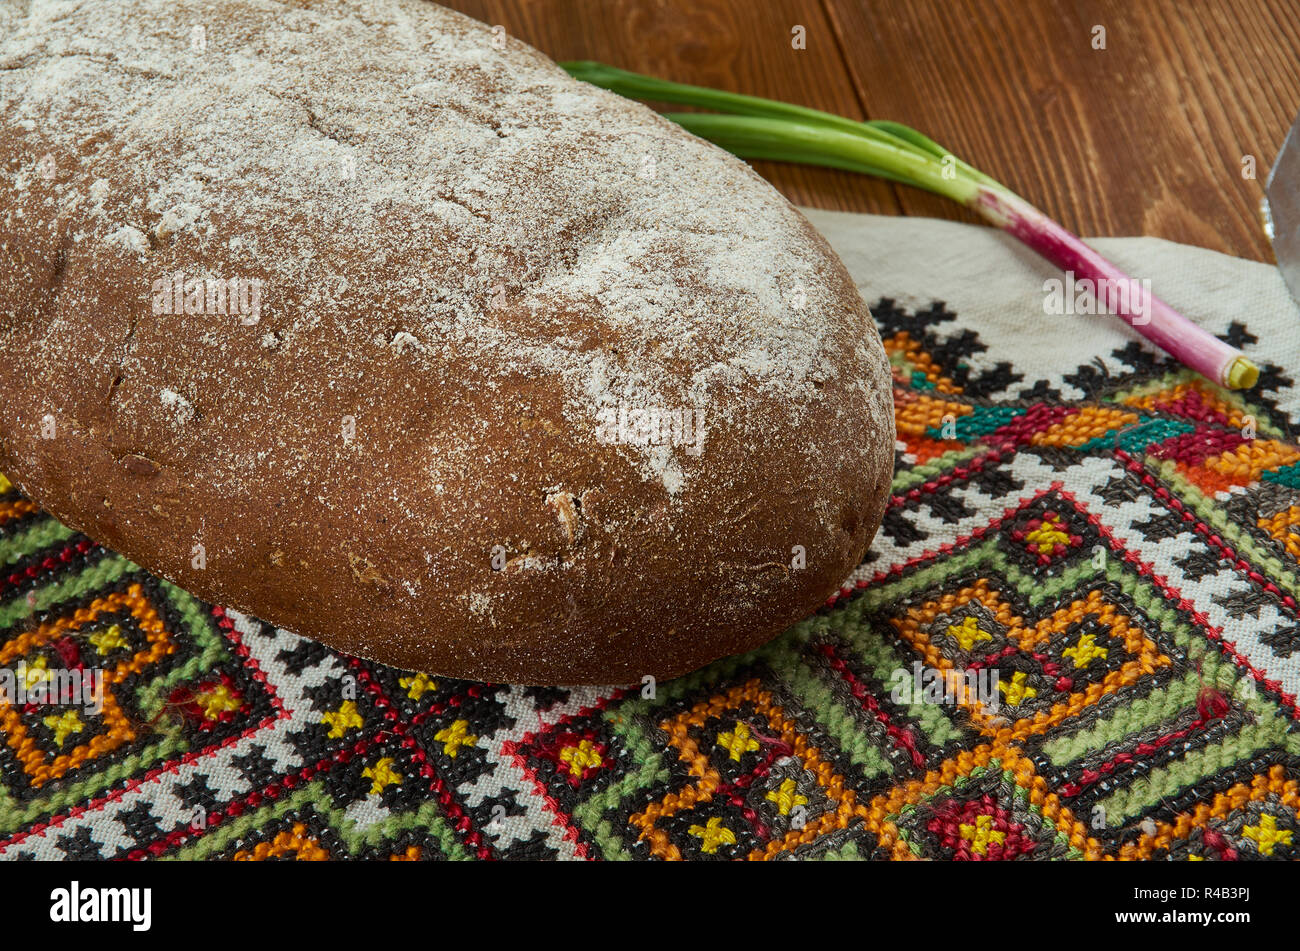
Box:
[445,0,1300,262]
[448,0,901,212]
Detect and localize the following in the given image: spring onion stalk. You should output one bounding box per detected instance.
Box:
[562,61,1259,390]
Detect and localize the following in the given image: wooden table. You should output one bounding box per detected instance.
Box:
[447,0,1300,263]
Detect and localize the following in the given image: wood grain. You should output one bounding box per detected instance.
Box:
[444,0,1300,261]
[826,0,1300,260]
[448,0,900,212]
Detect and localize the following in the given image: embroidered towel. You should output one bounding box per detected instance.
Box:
[2,210,1297,860]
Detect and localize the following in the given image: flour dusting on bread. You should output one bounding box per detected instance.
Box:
[0,0,895,683]
[0,0,874,495]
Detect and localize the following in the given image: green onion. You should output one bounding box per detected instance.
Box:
[562,61,1259,391]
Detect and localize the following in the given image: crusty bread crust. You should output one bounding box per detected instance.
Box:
[0,0,894,683]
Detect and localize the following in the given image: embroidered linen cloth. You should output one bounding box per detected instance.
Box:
[2,209,1299,860]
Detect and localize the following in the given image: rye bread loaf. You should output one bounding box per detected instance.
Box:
[0,0,895,683]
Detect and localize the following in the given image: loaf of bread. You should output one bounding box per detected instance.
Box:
[0,0,894,683]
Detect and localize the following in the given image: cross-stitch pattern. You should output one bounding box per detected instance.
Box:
[2,296,1298,860]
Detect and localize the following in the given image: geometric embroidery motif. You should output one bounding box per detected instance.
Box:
[3,299,1299,860]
